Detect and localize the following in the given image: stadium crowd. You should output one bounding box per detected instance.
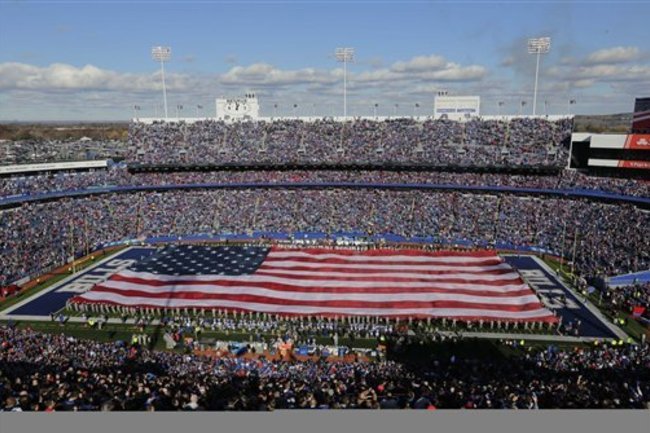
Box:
[1,325,648,410]
[0,139,126,166]
[597,283,650,321]
[2,118,573,168]
[2,167,648,199]
[1,189,648,284]
[5,112,650,415]
[126,118,573,166]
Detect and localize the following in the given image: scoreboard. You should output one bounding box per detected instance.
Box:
[434,95,480,121]
[215,93,260,120]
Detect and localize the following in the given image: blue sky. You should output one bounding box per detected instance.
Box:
[1,0,649,120]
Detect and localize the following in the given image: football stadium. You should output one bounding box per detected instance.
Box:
[0,4,649,428]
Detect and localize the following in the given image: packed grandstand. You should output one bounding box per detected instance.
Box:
[1,116,649,411]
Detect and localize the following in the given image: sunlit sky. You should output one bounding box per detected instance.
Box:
[1,0,649,120]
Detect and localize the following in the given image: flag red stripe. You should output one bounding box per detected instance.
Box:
[72,296,556,322]
[96,281,535,298]
[257,264,512,274]
[262,253,504,266]
[108,274,527,292]
[255,268,516,278]
[262,257,504,266]
[86,287,546,311]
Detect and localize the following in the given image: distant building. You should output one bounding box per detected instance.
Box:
[632,97,650,133]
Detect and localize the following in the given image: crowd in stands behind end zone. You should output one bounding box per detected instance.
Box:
[1,325,649,410]
[0,139,126,166]
[1,167,649,200]
[595,282,650,321]
[1,189,648,284]
[125,117,573,166]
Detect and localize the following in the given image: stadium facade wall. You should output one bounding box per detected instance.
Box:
[131,114,571,124]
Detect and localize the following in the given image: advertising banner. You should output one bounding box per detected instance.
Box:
[624,134,650,150]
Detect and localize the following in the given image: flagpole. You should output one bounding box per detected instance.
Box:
[135,196,141,236]
[252,197,260,230]
[492,195,501,248]
[571,229,579,281]
[409,197,416,235]
[559,221,567,274]
[84,211,89,257]
[212,197,220,235]
[69,219,76,274]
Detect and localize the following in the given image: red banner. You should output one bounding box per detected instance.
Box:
[617,160,650,170]
[624,134,650,150]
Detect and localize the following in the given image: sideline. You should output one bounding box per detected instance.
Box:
[0,314,609,344]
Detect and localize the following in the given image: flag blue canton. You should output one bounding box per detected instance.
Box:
[131,245,270,276]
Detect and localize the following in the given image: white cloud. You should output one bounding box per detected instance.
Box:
[391,55,447,72]
[577,64,650,80]
[0,53,487,97]
[585,46,640,65]
[573,79,596,88]
[220,63,338,87]
[419,64,487,81]
[550,63,650,82]
[0,62,193,92]
[356,55,487,84]
[5,44,647,120]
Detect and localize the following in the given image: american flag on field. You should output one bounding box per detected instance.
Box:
[71,245,556,322]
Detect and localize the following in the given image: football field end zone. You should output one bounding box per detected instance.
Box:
[503,253,627,341]
[0,246,156,321]
[531,255,627,340]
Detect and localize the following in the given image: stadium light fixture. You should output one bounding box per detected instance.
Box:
[528,37,551,116]
[567,98,576,115]
[196,104,203,117]
[394,103,399,117]
[132,104,141,120]
[273,103,278,118]
[335,47,354,119]
[152,46,171,119]
[176,104,183,119]
[497,101,504,116]
[373,103,379,118]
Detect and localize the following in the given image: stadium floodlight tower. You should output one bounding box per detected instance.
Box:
[528,37,551,116]
[335,47,354,119]
[151,46,172,119]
